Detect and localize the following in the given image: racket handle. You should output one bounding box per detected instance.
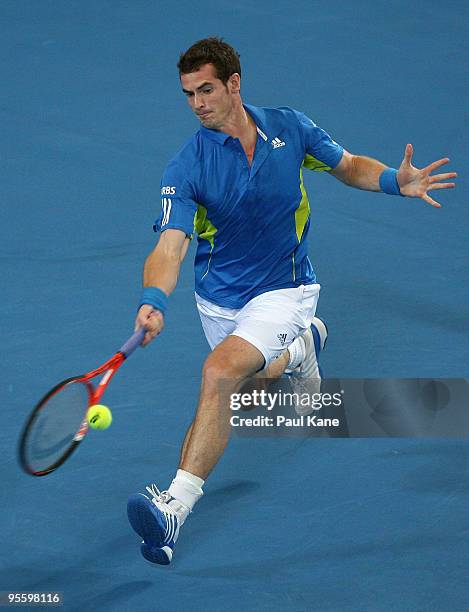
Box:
[119,328,146,358]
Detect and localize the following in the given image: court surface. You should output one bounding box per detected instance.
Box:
[2,1,469,610]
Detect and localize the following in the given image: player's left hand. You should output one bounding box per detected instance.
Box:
[397,144,457,208]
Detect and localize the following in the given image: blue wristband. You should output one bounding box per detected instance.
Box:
[139,287,168,315]
[379,168,403,196]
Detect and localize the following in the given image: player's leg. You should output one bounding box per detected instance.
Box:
[253,313,328,383]
[180,333,264,478]
[180,422,193,464]
[180,284,325,470]
[127,333,263,565]
[127,285,324,564]
[165,285,322,471]
[178,351,289,466]
[178,294,241,465]
[175,284,324,495]
[232,284,327,414]
[178,310,302,467]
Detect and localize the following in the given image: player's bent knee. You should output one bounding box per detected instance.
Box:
[202,353,244,388]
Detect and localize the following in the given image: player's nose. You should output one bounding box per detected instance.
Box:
[193,94,204,110]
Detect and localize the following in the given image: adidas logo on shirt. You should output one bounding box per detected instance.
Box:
[277,333,288,346]
[272,137,286,149]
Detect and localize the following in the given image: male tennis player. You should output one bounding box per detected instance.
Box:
[127,38,456,565]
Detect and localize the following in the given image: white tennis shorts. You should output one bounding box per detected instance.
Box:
[195,284,320,367]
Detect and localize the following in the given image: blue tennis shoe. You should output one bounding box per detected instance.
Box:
[127,484,179,565]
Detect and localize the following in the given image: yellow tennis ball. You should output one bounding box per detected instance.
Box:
[87,404,113,430]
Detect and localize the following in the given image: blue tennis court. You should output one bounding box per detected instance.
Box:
[2,1,468,609]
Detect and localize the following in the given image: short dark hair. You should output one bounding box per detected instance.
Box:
[178,37,241,84]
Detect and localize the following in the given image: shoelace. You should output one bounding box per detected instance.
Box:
[145,484,171,505]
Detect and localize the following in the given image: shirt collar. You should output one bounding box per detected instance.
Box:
[199,125,231,145]
[198,103,272,145]
[243,103,268,135]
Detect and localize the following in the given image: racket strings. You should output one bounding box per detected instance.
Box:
[25,380,90,473]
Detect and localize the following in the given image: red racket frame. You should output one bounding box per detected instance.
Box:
[19,329,144,476]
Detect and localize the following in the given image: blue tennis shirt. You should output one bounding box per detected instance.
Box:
[154,104,344,309]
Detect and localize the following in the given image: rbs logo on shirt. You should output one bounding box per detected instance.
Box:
[161,186,176,195]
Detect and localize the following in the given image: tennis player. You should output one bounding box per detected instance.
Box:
[127,38,456,565]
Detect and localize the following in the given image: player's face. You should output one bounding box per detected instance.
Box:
[181,63,240,130]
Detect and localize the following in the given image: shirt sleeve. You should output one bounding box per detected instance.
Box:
[294,110,344,172]
[153,160,198,236]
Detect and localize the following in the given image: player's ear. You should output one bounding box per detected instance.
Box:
[228,73,241,94]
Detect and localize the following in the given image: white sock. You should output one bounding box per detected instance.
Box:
[286,335,306,370]
[167,469,204,525]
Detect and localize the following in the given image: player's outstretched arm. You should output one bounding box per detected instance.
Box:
[330,145,457,208]
[136,228,189,346]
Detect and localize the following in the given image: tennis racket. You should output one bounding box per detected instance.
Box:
[18,328,145,477]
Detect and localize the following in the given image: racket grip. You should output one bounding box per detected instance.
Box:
[119,328,146,358]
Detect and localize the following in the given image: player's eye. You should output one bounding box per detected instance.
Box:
[201,88,212,94]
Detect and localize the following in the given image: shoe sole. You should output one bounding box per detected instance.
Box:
[141,542,172,565]
[127,495,173,565]
[127,495,166,547]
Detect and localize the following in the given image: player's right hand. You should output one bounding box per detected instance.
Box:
[135,304,165,347]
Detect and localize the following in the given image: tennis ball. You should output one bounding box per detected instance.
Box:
[87,404,113,430]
